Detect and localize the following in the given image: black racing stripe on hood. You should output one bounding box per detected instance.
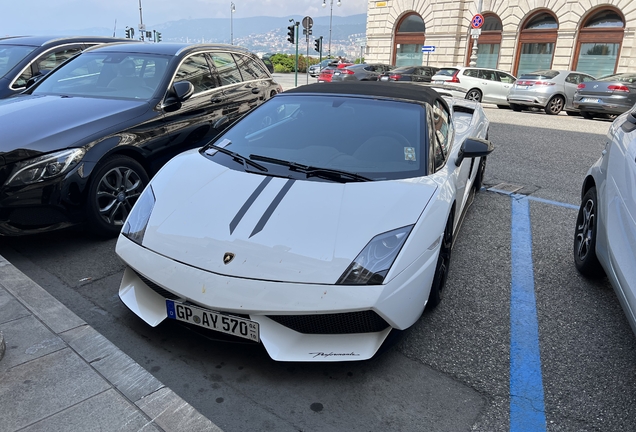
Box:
[249,179,295,238]
[229,176,273,234]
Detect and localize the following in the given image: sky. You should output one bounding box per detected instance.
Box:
[3,0,368,35]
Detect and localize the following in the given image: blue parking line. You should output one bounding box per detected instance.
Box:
[526,195,579,210]
[510,195,547,432]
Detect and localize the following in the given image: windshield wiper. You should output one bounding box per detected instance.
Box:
[249,154,371,183]
[204,143,268,172]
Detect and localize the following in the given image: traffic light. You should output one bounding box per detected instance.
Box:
[314,38,322,53]
[286,25,295,44]
[155,31,162,42]
[125,27,134,39]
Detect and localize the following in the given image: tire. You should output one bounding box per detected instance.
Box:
[427,213,453,310]
[573,187,605,278]
[544,95,564,115]
[581,111,594,120]
[86,155,149,237]
[509,103,522,112]
[465,89,482,102]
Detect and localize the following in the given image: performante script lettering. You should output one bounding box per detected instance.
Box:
[309,352,360,359]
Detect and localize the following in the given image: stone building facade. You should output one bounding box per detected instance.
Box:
[365,0,636,77]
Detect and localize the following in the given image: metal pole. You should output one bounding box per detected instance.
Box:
[295,23,299,87]
[306,31,310,85]
[469,0,483,67]
[138,0,144,41]
[230,2,235,45]
[328,1,333,58]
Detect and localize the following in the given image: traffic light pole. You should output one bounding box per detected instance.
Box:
[294,23,299,87]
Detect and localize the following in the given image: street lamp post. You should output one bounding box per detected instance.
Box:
[322,0,341,58]
[230,2,236,45]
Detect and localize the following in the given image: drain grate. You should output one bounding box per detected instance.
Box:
[488,183,524,194]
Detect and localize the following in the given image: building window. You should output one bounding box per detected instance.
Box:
[574,9,625,78]
[514,11,558,76]
[393,13,425,67]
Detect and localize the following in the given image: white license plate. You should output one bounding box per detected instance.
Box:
[380,76,389,81]
[434,80,445,84]
[517,85,529,90]
[334,71,341,75]
[166,300,259,342]
[582,98,601,103]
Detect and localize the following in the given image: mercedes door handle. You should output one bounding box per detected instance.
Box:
[251,88,261,94]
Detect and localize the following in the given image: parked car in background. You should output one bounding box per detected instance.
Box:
[115,81,493,361]
[0,35,133,99]
[309,58,334,77]
[573,107,636,338]
[0,42,282,237]
[507,70,596,115]
[378,65,439,83]
[260,53,275,74]
[330,63,394,82]
[432,66,516,108]
[317,63,353,83]
[573,73,636,120]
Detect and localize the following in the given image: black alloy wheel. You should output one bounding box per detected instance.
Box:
[465,89,482,102]
[573,187,604,277]
[427,213,454,310]
[509,103,522,112]
[544,95,565,115]
[87,155,149,237]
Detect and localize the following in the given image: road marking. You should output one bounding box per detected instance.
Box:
[510,195,547,431]
[526,195,579,210]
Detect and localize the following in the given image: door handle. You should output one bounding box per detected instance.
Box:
[251,88,260,94]
[211,97,223,103]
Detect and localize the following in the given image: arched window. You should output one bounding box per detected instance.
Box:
[466,13,502,68]
[393,13,426,67]
[573,9,625,78]
[514,11,558,76]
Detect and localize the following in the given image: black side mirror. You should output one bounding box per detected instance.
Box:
[455,137,494,166]
[163,80,195,112]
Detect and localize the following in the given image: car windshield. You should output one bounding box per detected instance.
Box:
[598,73,636,83]
[0,44,37,78]
[206,94,428,181]
[31,51,170,101]
[435,68,458,76]
[519,70,559,80]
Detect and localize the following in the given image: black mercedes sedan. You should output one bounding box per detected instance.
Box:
[0,42,282,236]
[0,35,133,99]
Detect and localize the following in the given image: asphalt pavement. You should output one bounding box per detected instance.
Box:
[0,254,223,432]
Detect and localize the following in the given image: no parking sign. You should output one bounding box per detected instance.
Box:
[471,13,484,29]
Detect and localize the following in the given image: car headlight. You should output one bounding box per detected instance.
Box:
[336,225,413,285]
[5,148,85,187]
[121,184,155,245]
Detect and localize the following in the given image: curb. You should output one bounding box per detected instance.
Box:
[0,254,222,432]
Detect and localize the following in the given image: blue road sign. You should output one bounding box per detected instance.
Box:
[421,45,436,53]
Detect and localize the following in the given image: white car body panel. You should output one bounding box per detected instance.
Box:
[116,90,491,361]
[583,110,636,336]
[142,152,439,284]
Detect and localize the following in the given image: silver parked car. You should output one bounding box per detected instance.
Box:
[573,73,636,120]
[507,70,596,115]
[431,66,516,108]
[573,107,636,337]
[330,63,394,82]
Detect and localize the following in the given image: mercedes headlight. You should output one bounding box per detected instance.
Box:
[121,185,155,245]
[337,225,413,285]
[5,148,85,187]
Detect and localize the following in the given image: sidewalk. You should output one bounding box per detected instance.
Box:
[0,254,223,432]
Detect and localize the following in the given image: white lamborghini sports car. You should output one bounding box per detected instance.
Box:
[116,82,493,362]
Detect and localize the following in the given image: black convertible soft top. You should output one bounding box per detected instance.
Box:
[284,81,447,109]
